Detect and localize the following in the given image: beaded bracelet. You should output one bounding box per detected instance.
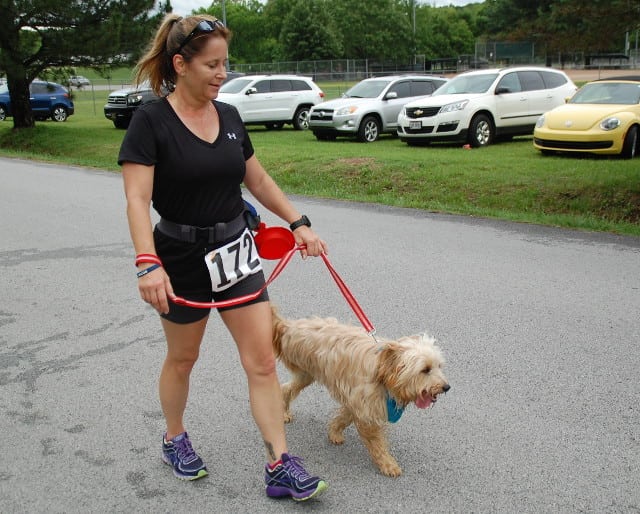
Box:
[136,263,161,278]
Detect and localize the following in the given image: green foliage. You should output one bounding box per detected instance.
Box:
[332,0,412,61]
[480,0,637,54]
[279,1,342,60]
[416,7,475,59]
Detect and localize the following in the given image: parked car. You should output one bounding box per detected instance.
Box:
[533,76,640,159]
[397,67,577,147]
[0,80,75,122]
[217,74,324,130]
[309,75,448,142]
[104,71,245,129]
[69,75,91,87]
[104,82,161,129]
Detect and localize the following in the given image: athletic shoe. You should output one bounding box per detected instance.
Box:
[161,432,208,480]
[265,453,328,501]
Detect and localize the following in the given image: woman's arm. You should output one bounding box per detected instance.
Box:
[243,155,327,257]
[122,162,174,313]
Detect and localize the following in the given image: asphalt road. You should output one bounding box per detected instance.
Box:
[1,157,639,513]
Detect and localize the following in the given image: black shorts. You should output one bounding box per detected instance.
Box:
[153,226,269,324]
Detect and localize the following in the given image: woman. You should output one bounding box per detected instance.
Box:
[119,13,328,501]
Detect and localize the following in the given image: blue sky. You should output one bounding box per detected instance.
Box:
[169,0,480,17]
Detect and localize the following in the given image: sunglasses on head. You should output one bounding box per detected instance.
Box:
[175,19,225,55]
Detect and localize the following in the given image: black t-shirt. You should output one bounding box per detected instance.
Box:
[118,98,254,226]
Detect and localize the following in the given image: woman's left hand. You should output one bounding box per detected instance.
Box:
[292,226,328,259]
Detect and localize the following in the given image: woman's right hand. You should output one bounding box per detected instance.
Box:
[137,266,175,314]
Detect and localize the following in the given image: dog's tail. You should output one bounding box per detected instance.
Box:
[270,304,286,358]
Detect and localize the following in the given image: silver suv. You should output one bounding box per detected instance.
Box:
[308,75,447,142]
[397,67,577,147]
[217,74,324,130]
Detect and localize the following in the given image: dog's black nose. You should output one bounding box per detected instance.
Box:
[443,384,451,393]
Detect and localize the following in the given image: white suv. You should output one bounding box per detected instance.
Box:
[309,75,447,142]
[217,74,324,130]
[397,67,577,147]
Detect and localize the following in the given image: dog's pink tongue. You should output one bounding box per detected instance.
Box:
[416,394,433,409]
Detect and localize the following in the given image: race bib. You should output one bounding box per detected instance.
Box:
[205,227,263,292]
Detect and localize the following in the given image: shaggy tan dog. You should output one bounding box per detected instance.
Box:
[272,307,450,477]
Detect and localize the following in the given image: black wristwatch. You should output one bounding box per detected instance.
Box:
[289,215,311,231]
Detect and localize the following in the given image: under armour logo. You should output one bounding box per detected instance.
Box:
[227,132,237,140]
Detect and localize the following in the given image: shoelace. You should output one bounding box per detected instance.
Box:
[174,437,198,464]
[284,455,312,481]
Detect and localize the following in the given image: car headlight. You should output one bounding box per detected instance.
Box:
[335,105,358,116]
[439,99,469,113]
[536,115,545,128]
[127,94,143,105]
[600,117,620,131]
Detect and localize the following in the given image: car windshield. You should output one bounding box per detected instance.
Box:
[569,82,640,105]
[343,79,393,98]
[220,78,253,94]
[433,73,499,95]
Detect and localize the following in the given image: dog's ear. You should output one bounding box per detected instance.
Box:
[376,342,405,387]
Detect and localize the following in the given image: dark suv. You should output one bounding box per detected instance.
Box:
[104,83,160,129]
[104,72,245,129]
[0,80,75,122]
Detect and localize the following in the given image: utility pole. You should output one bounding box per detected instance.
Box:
[412,0,417,67]
[221,0,229,70]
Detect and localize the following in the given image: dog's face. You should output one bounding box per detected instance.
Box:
[376,335,450,409]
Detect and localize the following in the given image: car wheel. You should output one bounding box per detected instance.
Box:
[468,114,493,147]
[621,125,638,159]
[51,106,68,122]
[357,115,380,142]
[292,106,310,130]
[113,118,130,129]
[0,105,6,121]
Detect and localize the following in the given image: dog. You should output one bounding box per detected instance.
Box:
[271,307,450,477]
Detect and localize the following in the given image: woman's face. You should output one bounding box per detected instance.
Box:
[178,35,228,101]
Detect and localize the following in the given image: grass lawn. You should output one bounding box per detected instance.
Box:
[1,87,639,237]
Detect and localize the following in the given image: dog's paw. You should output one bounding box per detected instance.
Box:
[328,431,345,445]
[378,462,402,477]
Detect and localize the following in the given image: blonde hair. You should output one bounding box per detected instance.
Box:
[134,14,231,96]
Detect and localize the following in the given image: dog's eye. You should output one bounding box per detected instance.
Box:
[422,366,431,374]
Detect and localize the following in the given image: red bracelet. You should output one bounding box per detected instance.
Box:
[135,253,162,266]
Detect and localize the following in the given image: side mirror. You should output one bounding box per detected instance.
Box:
[385,91,398,100]
[245,87,258,95]
[495,86,510,95]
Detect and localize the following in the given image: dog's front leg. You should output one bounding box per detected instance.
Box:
[328,406,353,445]
[354,420,402,477]
[281,372,313,423]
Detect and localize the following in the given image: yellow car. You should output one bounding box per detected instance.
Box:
[533,76,640,158]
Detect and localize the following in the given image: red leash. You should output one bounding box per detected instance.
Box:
[172,245,376,336]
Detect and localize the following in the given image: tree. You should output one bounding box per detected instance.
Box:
[332,0,413,61]
[0,0,161,129]
[479,0,638,59]
[416,6,475,60]
[279,0,342,61]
